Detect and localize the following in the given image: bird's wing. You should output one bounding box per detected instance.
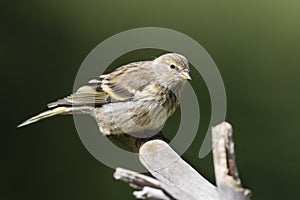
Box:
[47,77,110,108]
[47,61,154,108]
[100,61,155,101]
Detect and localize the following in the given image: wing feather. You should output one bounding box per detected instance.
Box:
[48,61,155,108]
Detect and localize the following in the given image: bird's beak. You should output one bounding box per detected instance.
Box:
[181,71,192,80]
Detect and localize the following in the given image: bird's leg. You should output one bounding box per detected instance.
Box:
[135,131,169,151]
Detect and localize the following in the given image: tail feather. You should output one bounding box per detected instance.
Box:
[18,107,69,128]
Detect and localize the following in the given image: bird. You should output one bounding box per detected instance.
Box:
[18,53,191,150]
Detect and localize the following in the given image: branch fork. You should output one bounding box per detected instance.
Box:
[113,122,251,200]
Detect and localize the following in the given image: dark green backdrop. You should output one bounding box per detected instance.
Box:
[2,1,300,200]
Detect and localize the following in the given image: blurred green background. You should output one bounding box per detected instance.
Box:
[2,0,300,199]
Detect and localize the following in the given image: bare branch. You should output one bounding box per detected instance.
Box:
[139,140,218,200]
[113,121,251,200]
[114,168,172,200]
[212,122,252,200]
[133,187,172,200]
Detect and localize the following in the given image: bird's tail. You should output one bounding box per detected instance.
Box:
[18,107,70,128]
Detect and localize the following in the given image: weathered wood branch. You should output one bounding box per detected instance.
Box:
[212,122,251,200]
[113,121,251,200]
[114,168,173,200]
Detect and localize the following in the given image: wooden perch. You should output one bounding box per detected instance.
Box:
[113,121,251,200]
[212,122,251,200]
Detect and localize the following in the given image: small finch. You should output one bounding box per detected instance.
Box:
[18,53,191,150]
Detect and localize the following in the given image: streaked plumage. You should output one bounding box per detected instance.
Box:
[18,53,191,145]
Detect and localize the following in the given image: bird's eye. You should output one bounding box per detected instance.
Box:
[170,64,176,69]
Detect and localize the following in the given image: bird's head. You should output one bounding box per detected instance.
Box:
[151,53,191,90]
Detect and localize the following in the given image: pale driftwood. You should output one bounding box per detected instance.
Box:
[114,168,173,200]
[113,121,251,200]
[133,187,172,200]
[139,140,218,200]
[212,122,251,200]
